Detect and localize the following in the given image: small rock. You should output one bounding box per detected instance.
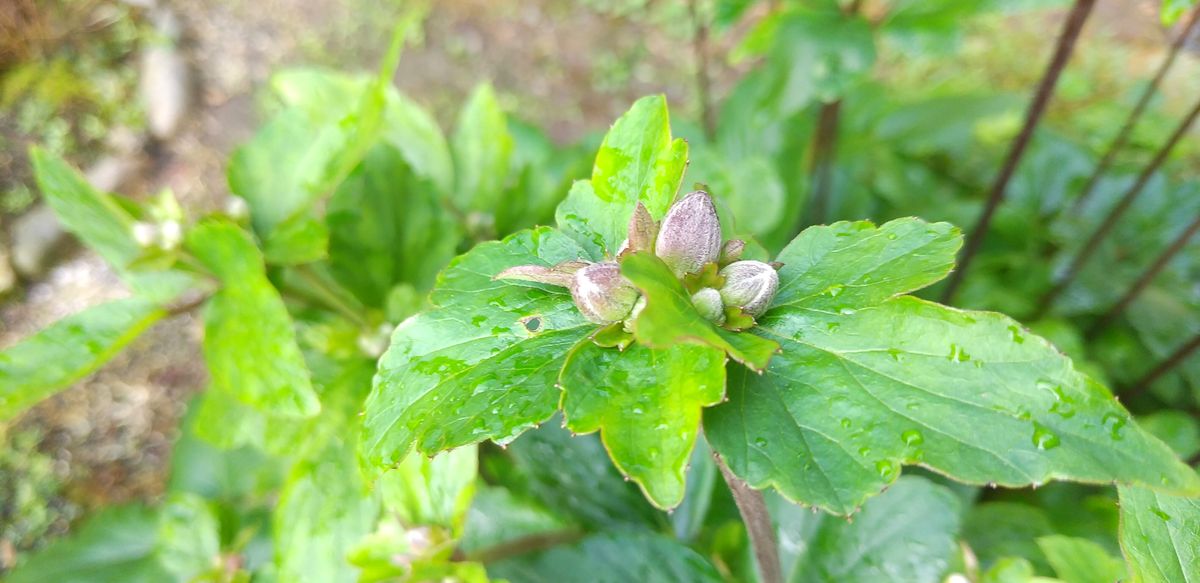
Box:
[11,205,66,278]
[0,239,15,295]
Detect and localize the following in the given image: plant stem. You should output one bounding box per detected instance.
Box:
[290,264,368,326]
[689,0,716,141]
[808,99,842,226]
[714,452,783,583]
[1033,95,1200,319]
[1087,213,1200,338]
[465,529,585,564]
[940,0,1096,304]
[1120,332,1200,401]
[1070,5,1200,212]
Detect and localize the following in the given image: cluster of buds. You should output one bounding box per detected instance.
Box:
[496,191,780,331]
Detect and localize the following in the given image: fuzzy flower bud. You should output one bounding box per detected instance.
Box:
[691,287,726,326]
[655,191,722,277]
[571,261,640,324]
[719,260,779,317]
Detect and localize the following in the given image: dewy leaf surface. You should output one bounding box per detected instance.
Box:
[1118,484,1200,583]
[0,297,165,421]
[556,95,688,257]
[621,252,778,371]
[706,296,1200,515]
[361,227,594,467]
[772,218,961,310]
[559,342,726,508]
[187,220,320,417]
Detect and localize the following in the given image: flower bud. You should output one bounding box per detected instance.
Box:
[655,191,722,277]
[719,260,779,317]
[570,261,640,324]
[719,239,745,265]
[691,287,726,326]
[622,202,657,257]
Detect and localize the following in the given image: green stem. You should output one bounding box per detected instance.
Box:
[289,265,367,326]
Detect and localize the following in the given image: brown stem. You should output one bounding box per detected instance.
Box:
[1071,6,1200,212]
[689,0,716,141]
[1087,213,1200,338]
[940,0,1096,304]
[808,99,843,226]
[1033,96,1200,319]
[1120,332,1200,401]
[465,528,586,564]
[714,452,783,583]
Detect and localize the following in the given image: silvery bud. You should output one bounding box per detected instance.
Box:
[719,260,779,317]
[691,287,726,326]
[655,191,722,277]
[571,261,640,324]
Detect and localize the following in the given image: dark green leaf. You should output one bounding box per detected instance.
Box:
[459,485,571,555]
[560,342,725,508]
[488,531,724,583]
[186,220,320,417]
[361,227,594,467]
[0,297,165,421]
[621,252,779,371]
[783,477,961,583]
[1118,484,1200,583]
[963,502,1054,574]
[5,505,169,583]
[706,296,1200,515]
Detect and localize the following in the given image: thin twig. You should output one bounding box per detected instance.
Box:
[1033,96,1200,318]
[1087,213,1200,338]
[1120,332,1200,401]
[714,452,783,583]
[1071,5,1200,212]
[689,0,716,141]
[940,0,1097,304]
[464,529,585,564]
[807,99,842,227]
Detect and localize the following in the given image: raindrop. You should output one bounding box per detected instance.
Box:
[947,343,971,363]
[826,284,845,297]
[887,348,903,362]
[858,446,871,457]
[1102,412,1126,440]
[838,307,857,316]
[754,437,769,448]
[875,460,898,479]
[1031,422,1060,450]
[840,418,852,429]
[1151,507,1171,521]
[1008,325,1025,344]
[901,430,924,447]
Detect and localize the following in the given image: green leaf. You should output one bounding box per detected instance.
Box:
[451,83,513,212]
[559,342,725,508]
[706,295,1200,515]
[1118,484,1200,583]
[556,95,688,257]
[30,147,140,268]
[489,421,665,530]
[378,446,478,534]
[963,502,1055,574]
[489,531,724,583]
[186,220,320,417]
[1036,535,1126,583]
[275,438,380,583]
[155,493,221,581]
[1138,411,1200,459]
[0,297,165,421]
[781,476,962,583]
[460,485,572,555]
[771,219,962,310]
[383,93,454,196]
[327,144,459,306]
[5,505,171,583]
[361,227,594,467]
[620,252,779,371]
[1162,0,1198,25]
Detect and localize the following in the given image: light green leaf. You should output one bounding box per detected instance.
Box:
[1036,535,1125,583]
[379,446,478,534]
[155,493,221,581]
[1162,0,1198,25]
[383,93,454,196]
[460,485,572,555]
[560,342,725,508]
[556,95,688,257]
[706,296,1200,515]
[451,83,513,212]
[275,438,380,583]
[772,218,962,310]
[1,297,165,421]
[30,147,140,268]
[361,227,594,467]
[1118,484,1200,583]
[782,476,962,583]
[620,252,779,371]
[327,144,459,306]
[963,502,1055,574]
[186,220,319,417]
[489,531,724,583]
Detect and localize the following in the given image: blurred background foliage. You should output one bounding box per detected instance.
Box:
[1,0,1199,581]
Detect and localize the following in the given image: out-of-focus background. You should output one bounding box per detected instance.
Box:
[1,0,1199,573]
